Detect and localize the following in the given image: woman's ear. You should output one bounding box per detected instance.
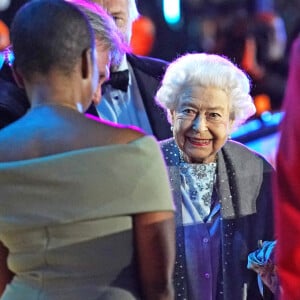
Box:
[81,47,98,90]
[81,48,91,79]
[84,47,99,95]
[11,64,25,89]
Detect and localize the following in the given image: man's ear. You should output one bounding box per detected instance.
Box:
[81,48,92,80]
[11,64,25,89]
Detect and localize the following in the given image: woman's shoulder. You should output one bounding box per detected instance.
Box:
[158,138,180,165]
[82,114,144,145]
[97,121,145,145]
[224,139,262,159]
[86,118,161,156]
[116,126,145,144]
[159,137,176,151]
[224,140,274,170]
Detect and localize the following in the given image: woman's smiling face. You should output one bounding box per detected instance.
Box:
[171,85,233,163]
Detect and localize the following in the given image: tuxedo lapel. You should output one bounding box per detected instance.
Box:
[127,54,172,140]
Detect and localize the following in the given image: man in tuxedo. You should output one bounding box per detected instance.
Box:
[93,0,172,140]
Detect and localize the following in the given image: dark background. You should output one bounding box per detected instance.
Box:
[1,0,300,62]
[139,0,299,62]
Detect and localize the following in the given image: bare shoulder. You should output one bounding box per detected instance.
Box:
[104,124,145,145]
[84,115,145,145]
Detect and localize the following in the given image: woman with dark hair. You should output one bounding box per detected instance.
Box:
[0,1,175,299]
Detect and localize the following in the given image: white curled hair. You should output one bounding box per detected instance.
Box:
[155,53,256,130]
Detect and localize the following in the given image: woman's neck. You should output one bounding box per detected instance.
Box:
[26,74,87,113]
[30,101,82,112]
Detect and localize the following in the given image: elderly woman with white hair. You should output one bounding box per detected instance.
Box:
[156,53,274,300]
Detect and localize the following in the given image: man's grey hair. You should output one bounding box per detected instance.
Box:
[66,0,126,69]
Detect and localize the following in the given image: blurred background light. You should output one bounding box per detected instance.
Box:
[0,0,10,11]
[0,19,9,50]
[163,0,181,25]
[131,16,155,56]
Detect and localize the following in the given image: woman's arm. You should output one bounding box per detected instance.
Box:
[0,241,13,296]
[133,211,175,300]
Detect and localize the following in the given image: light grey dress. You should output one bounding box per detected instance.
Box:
[0,136,174,300]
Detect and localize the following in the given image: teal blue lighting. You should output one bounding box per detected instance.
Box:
[231,119,262,138]
[163,0,181,25]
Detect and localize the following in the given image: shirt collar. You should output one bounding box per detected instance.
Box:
[117,55,128,71]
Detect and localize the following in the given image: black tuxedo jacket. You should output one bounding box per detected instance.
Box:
[0,63,30,129]
[127,54,172,140]
[88,54,172,140]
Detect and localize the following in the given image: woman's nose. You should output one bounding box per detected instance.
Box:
[192,115,208,132]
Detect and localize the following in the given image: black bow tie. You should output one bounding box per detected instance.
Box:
[103,69,129,93]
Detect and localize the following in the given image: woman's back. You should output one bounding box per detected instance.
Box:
[0,1,175,299]
[0,133,173,299]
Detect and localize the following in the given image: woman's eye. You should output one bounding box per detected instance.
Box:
[182,108,196,115]
[207,112,221,120]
